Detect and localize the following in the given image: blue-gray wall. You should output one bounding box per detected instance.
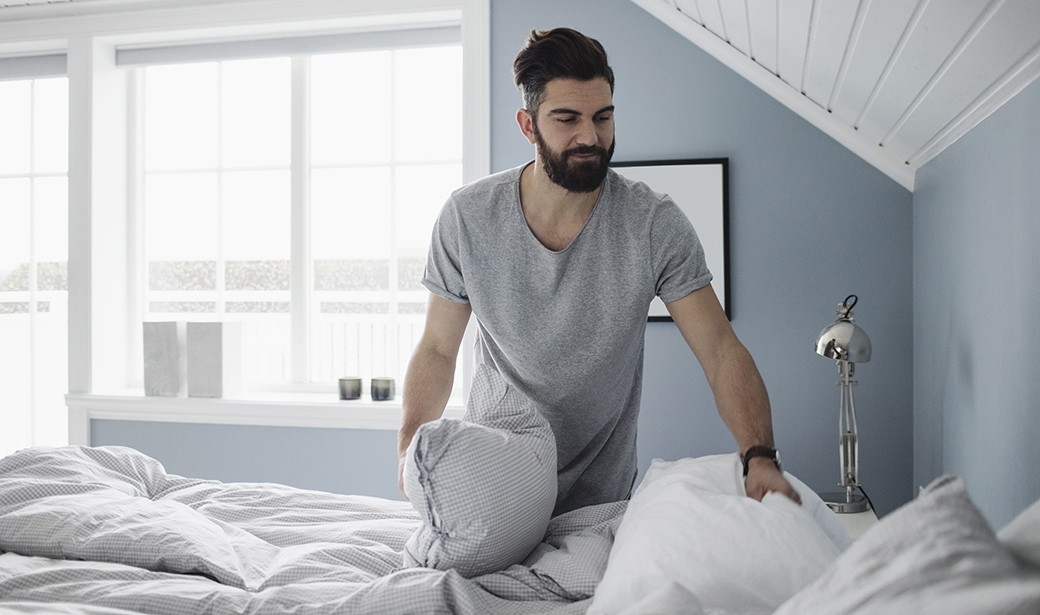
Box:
[913,76,1040,529]
[93,0,917,517]
[93,420,404,500]
[491,0,913,516]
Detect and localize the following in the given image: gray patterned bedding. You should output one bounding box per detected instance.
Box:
[8,446,1039,615]
[0,445,625,615]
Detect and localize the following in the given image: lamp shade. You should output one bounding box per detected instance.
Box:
[815,319,871,363]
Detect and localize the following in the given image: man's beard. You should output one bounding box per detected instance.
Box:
[533,123,615,193]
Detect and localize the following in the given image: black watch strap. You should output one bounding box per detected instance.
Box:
[742,446,781,477]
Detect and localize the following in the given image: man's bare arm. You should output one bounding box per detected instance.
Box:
[397,293,472,495]
[665,284,801,504]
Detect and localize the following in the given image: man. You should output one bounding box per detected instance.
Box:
[398,27,800,515]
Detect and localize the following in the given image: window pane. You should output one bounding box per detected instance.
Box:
[145,172,219,261]
[0,73,69,457]
[0,81,31,174]
[395,46,462,162]
[225,261,290,293]
[147,263,216,292]
[221,168,292,382]
[311,167,392,265]
[395,163,461,290]
[0,314,32,455]
[34,177,68,263]
[145,172,219,310]
[148,300,216,313]
[35,177,68,291]
[34,172,69,445]
[222,170,290,261]
[222,58,290,168]
[145,63,218,171]
[243,320,290,383]
[32,300,68,447]
[222,168,290,363]
[310,51,392,165]
[395,164,460,253]
[0,179,30,293]
[33,78,69,174]
[310,166,394,384]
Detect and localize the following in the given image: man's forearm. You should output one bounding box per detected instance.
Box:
[708,340,800,503]
[707,339,775,454]
[664,286,797,502]
[398,345,457,457]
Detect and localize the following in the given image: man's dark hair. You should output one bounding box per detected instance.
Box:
[512,28,615,117]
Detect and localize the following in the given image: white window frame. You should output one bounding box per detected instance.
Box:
[0,0,489,438]
[0,67,70,457]
[125,40,463,394]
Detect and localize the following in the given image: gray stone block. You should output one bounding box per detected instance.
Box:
[186,322,242,398]
[143,321,185,397]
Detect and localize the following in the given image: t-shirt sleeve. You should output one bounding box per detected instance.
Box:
[650,197,713,303]
[422,198,470,304]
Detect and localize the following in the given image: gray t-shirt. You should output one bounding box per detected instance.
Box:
[422,163,712,515]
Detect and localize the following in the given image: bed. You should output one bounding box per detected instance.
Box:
[2,443,1040,614]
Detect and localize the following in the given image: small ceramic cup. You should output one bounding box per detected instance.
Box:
[338,377,362,400]
[370,377,395,401]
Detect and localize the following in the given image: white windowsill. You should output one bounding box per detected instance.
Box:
[65,391,466,445]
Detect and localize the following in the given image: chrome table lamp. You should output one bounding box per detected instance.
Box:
[815,294,872,514]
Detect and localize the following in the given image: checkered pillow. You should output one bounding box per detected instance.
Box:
[402,367,557,578]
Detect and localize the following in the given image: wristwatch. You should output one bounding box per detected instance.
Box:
[742,446,782,477]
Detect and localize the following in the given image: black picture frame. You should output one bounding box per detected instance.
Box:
[611,158,730,321]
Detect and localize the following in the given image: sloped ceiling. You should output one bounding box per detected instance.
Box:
[631,0,1040,191]
[4,1,1039,191]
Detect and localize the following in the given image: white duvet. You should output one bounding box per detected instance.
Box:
[0,445,623,615]
[589,456,1040,615]
[588,454,851,615]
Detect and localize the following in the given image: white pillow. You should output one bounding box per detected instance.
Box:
[588,453,848,615]
[401,366,557,578]
[774,475,1040,615]
[998,495,1040,571]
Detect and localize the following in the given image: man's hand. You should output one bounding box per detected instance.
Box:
[744,457,801,504]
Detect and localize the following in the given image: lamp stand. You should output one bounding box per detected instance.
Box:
[820,359,872,514]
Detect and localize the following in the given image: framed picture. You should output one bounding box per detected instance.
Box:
[611,158,729,321]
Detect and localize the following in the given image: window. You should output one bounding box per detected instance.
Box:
[134,37,464,396]
[0,75,69,456]
[141,58,294,383]
[307,47,462,386]
[3,1,488,437]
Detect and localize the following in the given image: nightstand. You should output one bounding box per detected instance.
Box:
[834,508,879,540]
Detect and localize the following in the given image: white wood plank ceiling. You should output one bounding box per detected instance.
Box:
[631,0,1040,191]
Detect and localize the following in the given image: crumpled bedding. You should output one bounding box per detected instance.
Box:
[0,445,626,615]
